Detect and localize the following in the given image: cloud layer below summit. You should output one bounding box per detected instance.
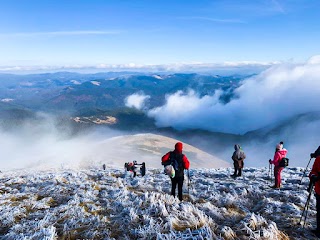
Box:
[147,56,320,134]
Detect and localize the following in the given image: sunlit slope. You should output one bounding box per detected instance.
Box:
[98,133,230,169]
[13,133,230,171]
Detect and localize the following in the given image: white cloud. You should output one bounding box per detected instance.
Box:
[0,113,125,171]
[307,55,320,64]
[125,93,150,110]
[178,16,246,24]
[0,30,122,38]
[148,55,320,134]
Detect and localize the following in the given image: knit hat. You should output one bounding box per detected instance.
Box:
[276,143,282,150]
[175,142,183,153]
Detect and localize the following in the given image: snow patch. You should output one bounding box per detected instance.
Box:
[90,81,101,86]
[70,80,81,85]
[1,98,14,102]
[152,74,163,80]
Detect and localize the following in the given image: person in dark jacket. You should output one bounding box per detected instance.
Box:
[309,146,320,237]
[269,143,288,189]
[231,144,246,178]
[162,142,190,201]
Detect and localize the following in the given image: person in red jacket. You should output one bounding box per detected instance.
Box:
[269,143,288,189]
[309,147,320,237]
[162,142,190,201]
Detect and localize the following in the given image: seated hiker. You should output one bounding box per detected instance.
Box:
[161,142,190,201]
[231,144,246,178]
[127,162,137,177]
[269,143,288,189]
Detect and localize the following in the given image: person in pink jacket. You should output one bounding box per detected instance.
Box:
[269,143,288,189]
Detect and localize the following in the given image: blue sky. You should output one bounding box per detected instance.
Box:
[0,0,319,69]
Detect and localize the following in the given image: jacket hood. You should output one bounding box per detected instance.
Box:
[234,144,240,151]
[276,143,283,150]
[175,142,183,153]
[277,148,287,155]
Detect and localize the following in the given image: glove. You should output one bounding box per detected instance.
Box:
[269,159,272,164]
[311,175,319,183]
[311,153,315,158]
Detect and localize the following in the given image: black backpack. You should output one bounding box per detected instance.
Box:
[169,152,185,176]
[311,146,320,158]
[279,157,289,167]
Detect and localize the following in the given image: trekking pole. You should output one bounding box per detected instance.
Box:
[300,158,312,184]
[299,182,314,228]
[187,170,190,195]
[269,163,273,184]
[268,164,271,181]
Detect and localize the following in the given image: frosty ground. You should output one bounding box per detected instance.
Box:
[0,167,317,239]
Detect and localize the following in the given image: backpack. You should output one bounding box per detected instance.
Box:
[169,152,184,174]
[164,165,175,178]
[279,157,289,167]
[311,146,320,158]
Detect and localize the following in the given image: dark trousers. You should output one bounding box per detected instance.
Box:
[233,168,242,176]
[171,176,184,201]
[233,160,243,176]
[316,194,320,230]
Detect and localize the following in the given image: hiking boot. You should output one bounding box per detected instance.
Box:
[311,229,320,238]
[270,185,280,189]
[230,174,237,178]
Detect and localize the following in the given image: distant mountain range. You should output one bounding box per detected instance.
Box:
[0,71,246,133]
[0,72,246,112]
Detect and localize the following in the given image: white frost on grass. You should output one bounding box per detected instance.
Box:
[0,167,317,239]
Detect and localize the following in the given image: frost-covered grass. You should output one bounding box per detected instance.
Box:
[0,167,317,239]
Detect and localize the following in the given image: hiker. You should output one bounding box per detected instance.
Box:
[126,162,137,177]
[231,144,246,178]
[269,143,288,188]
[309,146,320,237]
[162,142,190,201]
[103,164,106,170]
[279,141,284,149]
